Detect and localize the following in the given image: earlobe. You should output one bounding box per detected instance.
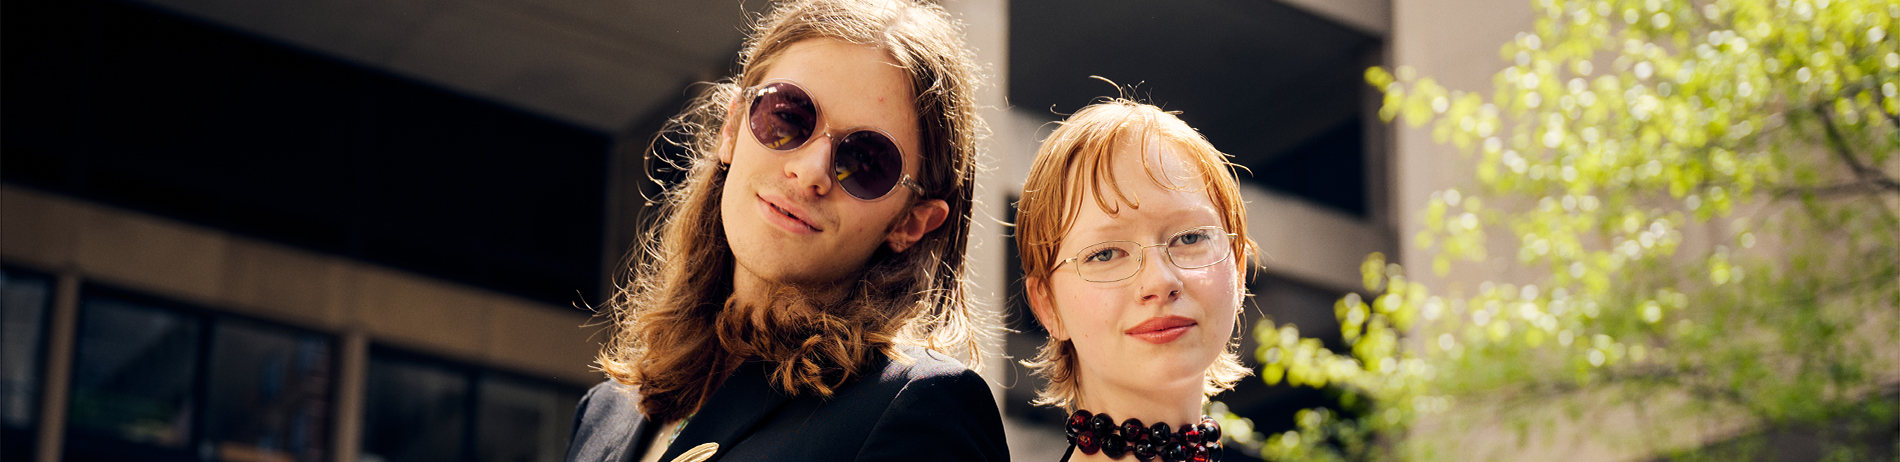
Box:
[1026,277,1068,341]
[885,199,950,253]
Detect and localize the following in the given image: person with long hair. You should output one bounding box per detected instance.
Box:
[564,1,1004,461]
[1017,99,1256,462]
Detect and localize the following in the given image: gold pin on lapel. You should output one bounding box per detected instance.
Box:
[669,442,719,462]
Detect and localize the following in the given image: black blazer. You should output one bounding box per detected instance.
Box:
[564,345,1009,462]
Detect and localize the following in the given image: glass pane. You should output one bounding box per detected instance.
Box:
[2,269,54,461]
[475,375,580,462]
[205,319,333,462]
[360,355,468,462]
[1,269,52,428]
[68,295,202,448]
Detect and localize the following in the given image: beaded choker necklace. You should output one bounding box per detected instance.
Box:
[1061,410,1222,462]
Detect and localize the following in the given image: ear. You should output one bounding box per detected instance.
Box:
[1235,262,1248,315]
[1026,277,1069,341]
[718,92,745,165]
[885,198,950,253]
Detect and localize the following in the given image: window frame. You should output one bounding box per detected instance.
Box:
[362,344,585,462]
[61,283,341,462]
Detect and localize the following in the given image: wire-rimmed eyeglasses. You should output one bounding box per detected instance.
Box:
[1050,226,1238,283]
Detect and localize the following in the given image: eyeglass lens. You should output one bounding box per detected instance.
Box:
[747,81,909,200]
[1073,228,1232,282]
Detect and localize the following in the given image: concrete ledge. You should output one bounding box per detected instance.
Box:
[0,184,602,386]
[1240,184,1394,293]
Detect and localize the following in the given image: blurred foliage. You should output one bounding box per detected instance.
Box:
[1224,0,1900,460]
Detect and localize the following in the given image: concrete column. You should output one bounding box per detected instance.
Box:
[330,329,369,462]
[33,272,80,462]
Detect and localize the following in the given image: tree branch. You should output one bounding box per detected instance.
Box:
[1861,75,1900,132]
[1772,181,1899,199]
[1813,105,1900,194]
[1881,96,1900,132]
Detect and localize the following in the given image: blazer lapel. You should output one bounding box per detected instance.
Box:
[657,361,792,462]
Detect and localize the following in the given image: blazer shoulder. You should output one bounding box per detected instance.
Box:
[565,380,650,462]
[879,344,980,382]
[576,379,644,421]
[856,345,1008,462]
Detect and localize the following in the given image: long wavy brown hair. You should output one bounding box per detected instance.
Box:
[1016,100,1257,410]
[596,0,988,424]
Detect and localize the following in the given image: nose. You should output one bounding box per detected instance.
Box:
[1135,245,1183,303]
[784,132,834,197]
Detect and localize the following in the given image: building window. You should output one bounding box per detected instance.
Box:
[68,294,202,455]
[361,354,470,462]
[362,348,581,462]
[204,318,333,461]
[1,267,55,460]
[475,375,580,462]
[64,287,335,462]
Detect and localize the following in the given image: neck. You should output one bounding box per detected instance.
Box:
[729,266,771,310]
[1074,396,1203,430]
[728,264,852,312]
[1075,374,1205,427]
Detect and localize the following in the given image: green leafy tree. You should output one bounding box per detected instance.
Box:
[1217,0,1900,460]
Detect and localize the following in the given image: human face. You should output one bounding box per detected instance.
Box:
[719,38,930,293]
[1028,137,1243,417]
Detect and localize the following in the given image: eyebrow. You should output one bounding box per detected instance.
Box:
[1063,212,1223,247]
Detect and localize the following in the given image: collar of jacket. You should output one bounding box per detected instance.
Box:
[656,360,792,462]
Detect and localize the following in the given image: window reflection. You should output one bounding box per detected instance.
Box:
[1,268,54,460]
[360,354,469,462]
[476,375,580,462]
[68,295,201,449]
[65,288,339,462]
[33,282,578,462]
[359,350,583,462]
[205,319,333,462]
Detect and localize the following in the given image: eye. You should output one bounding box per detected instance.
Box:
[1084,247,1125,263]
[771,108,813,130]
[1173,229,1212,246]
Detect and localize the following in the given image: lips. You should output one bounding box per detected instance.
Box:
[1125,316,1197,344]
[759,194,822,233]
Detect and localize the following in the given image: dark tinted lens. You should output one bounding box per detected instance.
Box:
[832,130,904,199]
[749,82,816,151]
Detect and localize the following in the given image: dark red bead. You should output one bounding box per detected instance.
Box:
[1178,425,1202,445]
[1132,441,1159,461]
[1077,429,1100,455]
[1088,413,1116,435]
[1197,418,1221,443]
[1121,418,1147,443]
[1188,443,1210,462]
[1101,431,1128,458]
[1149,422,1172,443]
[1066,410,1092,438]
[1204,441,1223,462]
[1161,441,1189,462]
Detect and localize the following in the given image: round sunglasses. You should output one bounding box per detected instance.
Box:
[745,79,923,201]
